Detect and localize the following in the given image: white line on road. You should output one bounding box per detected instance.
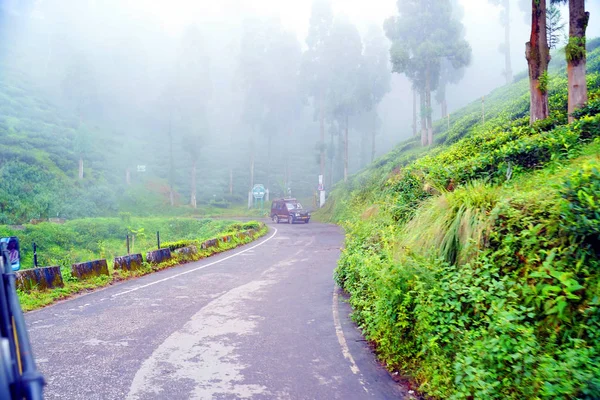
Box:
[112,228,279,298]
[333,285,369,393]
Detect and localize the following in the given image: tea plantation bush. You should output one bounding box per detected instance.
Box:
[328,40,600,398]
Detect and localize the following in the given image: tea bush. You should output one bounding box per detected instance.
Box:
[327,41,600,398]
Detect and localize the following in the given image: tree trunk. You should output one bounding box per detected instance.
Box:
[425,65,433,146]
[319,95,325,183]
[371,130,376,163]
[78,157,83,179]
[344,114,349,183]
[441,98,448,119]
[567,0,589,122]
[190,159,197,208]
[285,129,292,192]
[504,0,513,84]
[412,88,417,137]
[267,134,272,190]
[329,131,334,189]
[420,91,427,146]
[168,116,175,206]
[249,139,255,192]
[526,0,551,124]
[360,130,367,168]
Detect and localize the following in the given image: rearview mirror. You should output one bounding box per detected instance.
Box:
[0,237,20,271]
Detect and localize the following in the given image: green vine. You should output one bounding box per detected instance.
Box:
[538,71,549,94]
[566,36,586,62]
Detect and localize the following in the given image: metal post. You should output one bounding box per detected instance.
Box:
[126,235,130,255]
[157,231,160,250]
[33,242,38,268]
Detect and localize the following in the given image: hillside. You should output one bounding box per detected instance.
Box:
[323,39,600,398]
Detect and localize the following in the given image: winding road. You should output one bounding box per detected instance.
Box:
[25,222,409,399]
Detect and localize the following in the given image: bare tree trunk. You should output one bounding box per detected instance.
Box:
[420,91,427,146]
[78,157,83,179]
[441,98,448,119]
[285,129,292,191]
[371,130,376,163]
[425,65,433,146]
[360,130,367,168]
[229,131,233,196]
[329,131,334,189]
[344,114,349,182]
[190,159,197,208]
[482,96,486,124]
[504,0,513,84]
[526,0,551,124]
[168,116,174,206]
[267,134,272,190]
[319,95,325,183]
[567,0,589,122]
[249,137,255,192]
[412,88,417,137]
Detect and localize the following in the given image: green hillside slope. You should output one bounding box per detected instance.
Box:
[324,39,600,398]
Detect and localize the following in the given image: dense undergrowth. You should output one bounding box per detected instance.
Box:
[325,39,600,398]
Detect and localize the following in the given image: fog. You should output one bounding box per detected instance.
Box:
[0,0,598,208]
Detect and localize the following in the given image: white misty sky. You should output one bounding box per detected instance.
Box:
[127,0,599,134]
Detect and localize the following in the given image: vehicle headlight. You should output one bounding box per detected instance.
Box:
[295,213,300,217]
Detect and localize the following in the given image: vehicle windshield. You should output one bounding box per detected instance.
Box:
[286,203,303,210]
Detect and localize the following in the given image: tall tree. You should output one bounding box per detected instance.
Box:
[239,18,302,194]
[553,0,589,122]
[360,25,392,164]
[435,60,465,118]
[546,4,566,49]
[436,0,467,118]
[526,0,551,124]
[302,0,334,187]
[385,0,471,146]
[261,27,302,190]
[173,25,211,208]
[489,0,513,84]
[62,54,97,179]
[324,18,364,182]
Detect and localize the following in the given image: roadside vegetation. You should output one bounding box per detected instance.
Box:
[321,39,600,399]
[3,217,266,311]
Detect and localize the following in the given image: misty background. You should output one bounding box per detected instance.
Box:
[0,0,598,217]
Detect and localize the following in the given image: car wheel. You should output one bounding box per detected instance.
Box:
[274,215,279,224]
[305,219,309,224]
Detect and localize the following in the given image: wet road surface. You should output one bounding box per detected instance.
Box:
[26,222,408,399]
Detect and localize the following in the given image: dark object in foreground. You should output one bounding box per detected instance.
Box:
[0,239,45,399]
[270,198,311,224]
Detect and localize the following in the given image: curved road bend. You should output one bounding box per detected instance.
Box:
[25,222,409,399]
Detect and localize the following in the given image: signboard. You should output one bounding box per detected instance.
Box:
[137,165,146,172]
[252,184,266,199]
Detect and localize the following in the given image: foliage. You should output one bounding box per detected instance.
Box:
[566,36,587,63]
[16,220,268,311]
[560,159,600,242]
[0,217,243,270]
[325,43,600,398]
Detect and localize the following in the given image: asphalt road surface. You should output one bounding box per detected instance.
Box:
[25,222,409,400]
